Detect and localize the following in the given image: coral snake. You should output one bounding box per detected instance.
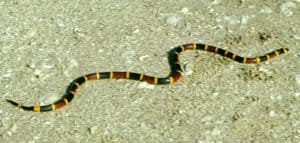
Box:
[6,43,289,112]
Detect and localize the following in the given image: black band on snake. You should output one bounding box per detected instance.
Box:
[6,43,289,112]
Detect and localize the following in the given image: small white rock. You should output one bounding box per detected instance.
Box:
[181,7,189,13]
[295,92,300,97]
[296,74,300,84]
[260,6,273,14]
[165,16,181,26]
[293,34,300,40]
[132,26,139,33]
[98,48,104,53]
[70,58,79,67]
[181,7,192,15]
[240,15,249,25]
[89,126,98,134]
[211,128,221,136]
[269,110,277,117]
[34,69,42,75]
[43,64,54,69]
[1,71,13,78]
[139,122,147,129]
[139,55,150,61]
[212,92,219,96]
[212,0,222,4]
[138,82,155,89]
[280,2,296,16]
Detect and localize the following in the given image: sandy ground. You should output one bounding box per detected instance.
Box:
[0,0,299,142]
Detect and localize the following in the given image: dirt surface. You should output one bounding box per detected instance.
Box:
[0,0,299,142]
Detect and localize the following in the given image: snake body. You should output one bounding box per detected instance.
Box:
[6,43,289,112]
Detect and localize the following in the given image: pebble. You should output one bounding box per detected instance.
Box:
[269,110,277,117]
[180,7,192,15]
[296,74,300,84]
[138,82,155,89]
[1,70,13,78]
[260,6,273,14]
[89,126,98,134]
[138,55,150,61]
[280,2,296,16]
[165,16,181,26]
[240,15,249,25]
[132,26,139,33]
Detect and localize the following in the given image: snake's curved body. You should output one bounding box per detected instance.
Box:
[6,43,289,112]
